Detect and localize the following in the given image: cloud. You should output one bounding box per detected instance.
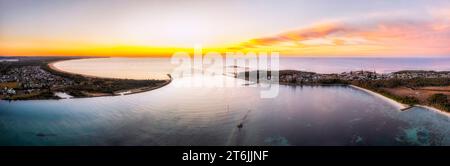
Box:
[232,12,450,56]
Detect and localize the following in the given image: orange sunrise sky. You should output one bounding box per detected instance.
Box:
[1,0,450,57]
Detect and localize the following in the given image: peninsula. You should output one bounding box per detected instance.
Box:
[0,57,171,100]
[238,70,450,113]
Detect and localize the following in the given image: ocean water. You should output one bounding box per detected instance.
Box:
[53,57,450,80]
[1,57,450,145]
[278,57,450,73]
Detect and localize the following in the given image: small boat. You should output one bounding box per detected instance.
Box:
[237,123,243,129]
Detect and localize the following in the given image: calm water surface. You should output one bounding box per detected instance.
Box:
[1,57,450,145]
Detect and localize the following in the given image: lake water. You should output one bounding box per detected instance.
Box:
[1,57,450,145]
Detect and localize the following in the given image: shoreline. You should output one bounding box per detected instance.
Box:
[235,70,449,115]
[115,76,172,96]
[48,58,172,80]
[349,85,408,110]
[349,85,449,116]
[48,59,172,98]
[48,58,111,80]
[414,105,450,117]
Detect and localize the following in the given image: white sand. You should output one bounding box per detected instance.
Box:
[349,85,408,110]
[414,105,450,117]
[350,85,449,116]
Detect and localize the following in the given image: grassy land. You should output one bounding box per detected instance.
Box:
[351,79,450,112]
[0,82,19,89]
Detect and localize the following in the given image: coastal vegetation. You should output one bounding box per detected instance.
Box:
[351,78,450,112]
[427,93,450,112]
[351,80,420,105]
[9,90,60,100]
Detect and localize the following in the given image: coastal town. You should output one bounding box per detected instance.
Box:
[1,66,75,96]
[278,70,450,84]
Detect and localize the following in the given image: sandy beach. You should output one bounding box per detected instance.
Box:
[48,59,172,97]
[48,60,106,79]
[350,85,449,116]
[415,105,450,117]
[350,85,408,110]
